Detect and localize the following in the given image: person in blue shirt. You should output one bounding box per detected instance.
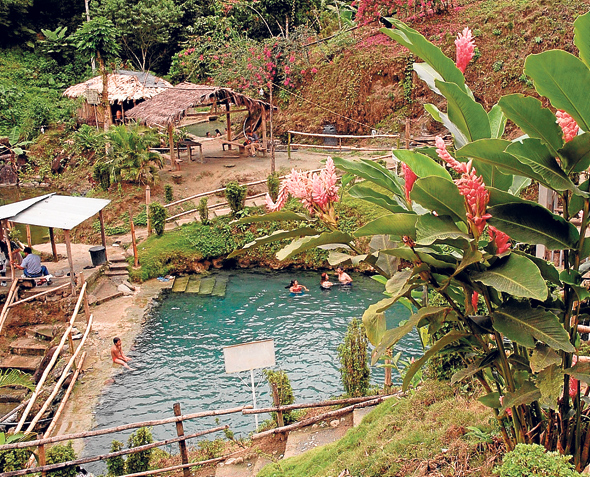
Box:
[12,246,50,280]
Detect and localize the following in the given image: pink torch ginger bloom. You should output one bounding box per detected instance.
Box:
[456,165,492,236]
[402,163,417,202]
[435,137,468,173]
[556,110,579,142]
[488,226,511,254]
[455,27,475,73]
[471,291,479,311]
[569,355,579,398]
[499,396,512,417]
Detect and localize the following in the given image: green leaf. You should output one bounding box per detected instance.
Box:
[233,210,311,225]
[327,252,367,267]
[436,80,491,142]
[487,187,532,207]
[471,254,548,301]
[410,177,466,222]
[530,344,562,373]
[402,330,469,391]
[537,364,563,410]
[492,301,574,352]
[488,104,507,139]
[392,150,452,180]
[423,104,469,148]
[478,391,501,409]
[228,227,319,258]
[488,203,579,250]
[276,231,355,261]
[348,184,407,214]
[413,62,444,95]
[498,94,564,157]
[506,138,576,193]
[371,306,451,365]
[354,213,417,239]
[385,269,414,295]
[363,311,386,347]
[415,214,470,246]
[501,381,541,413]
[370,235,398,278]
[525,50,590,131]
[381,247,456,269]
[451,351,499,385]
[565,362,590,384]
[332,157,404,198]
[512,250,562,286]
[558,133,590,174]
[453,246,483,276]
[575,10,590,68]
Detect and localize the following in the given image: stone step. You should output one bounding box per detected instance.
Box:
[172,276,190,293]
[211,276,228,297]
[0,355,43,373]
[109,262,129,270]
[9,337,49,356]
[95,292,124,306]
[109,256,127,263]
[105,270,130,277]
[185,276,201,294]
[198,277,215,295]
[0,387,29,403]
[26,325,58,341]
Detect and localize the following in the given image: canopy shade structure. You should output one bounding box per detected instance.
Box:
[0,194,52,221]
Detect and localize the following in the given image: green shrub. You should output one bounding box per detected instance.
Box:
[149,202,167,236]
[45,442,76,477]
[338,318,370,397]
[93,162,111,191]
[106,440,125,476]
[264,369,296,424]
[197,197,209,225]
[267,172,280,201]
[125,427,153,475]
[224,181,247,217]
[197,438,224,459]
[0,448,30,472]
[164,184,173,203]
[496,444,581,477]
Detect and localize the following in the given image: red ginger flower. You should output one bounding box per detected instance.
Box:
[471,291,479,311]
[402,163,417,202]
[455,27,475,74]
[570,355,579,398]
[488,226,511,254]
[456,163,492,236]
[556,110,579,142]
[436,137,468,173]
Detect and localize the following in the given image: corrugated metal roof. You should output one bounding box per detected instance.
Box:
[8,195,111,230]
[0,194,54,220]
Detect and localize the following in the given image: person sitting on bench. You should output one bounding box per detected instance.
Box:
[245,127,261,157]
[12,247,50,281]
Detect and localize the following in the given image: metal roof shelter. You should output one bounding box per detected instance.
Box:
[0,194,111,291]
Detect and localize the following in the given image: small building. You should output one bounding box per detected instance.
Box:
[63,70,172,127]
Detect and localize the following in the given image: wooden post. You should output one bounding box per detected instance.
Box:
[384,348,392,389]
[38,435,46,477]
[25,225,32,248]
[80,272,91,323]
[64,229,75,293]
[225,103,232,149]
[98,210,108,263]
[168,124,178,171]
[271,383,284,428]
[173,403,190,477]
[269,85,275,174]
[287,131,291,160]
[49,228,58,262]
[129,208,139,268]
[405,118,410,149]
[146,186,151,236]
[4,222,15,282]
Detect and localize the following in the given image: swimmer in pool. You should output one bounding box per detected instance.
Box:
[320,272,333,289]
[111,337,134,370]
[288,280,309,293]
[336,267,353,285]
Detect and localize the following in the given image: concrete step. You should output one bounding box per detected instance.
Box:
[105,270,129,277]
[211,276,228,297]
[0,387,29,403]
[95,292,124,305]
[109,256,127,263]
[9,337,49,356]
[198,277,215,295]
[172,276,190,293]
[185,276,201,294]
[26,325,58,341]
[109,262,129,271]
[0,355,43,373]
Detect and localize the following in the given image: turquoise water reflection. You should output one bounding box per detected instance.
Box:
[84,270,421,470]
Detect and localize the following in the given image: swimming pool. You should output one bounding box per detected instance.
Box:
[83,270,421,469]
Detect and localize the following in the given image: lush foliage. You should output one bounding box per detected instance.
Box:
[224,181,247,217]
[197,196,209,225]
[46,442,76,477]
[496,444,582,477]
[267,172,281,202]
[125,427,153,474]
[149,202,167,236]
[264,369,296,424]
[106,440,125,476]
[354,0,454,25]
[338,318,371,397]
[164,184,173,203]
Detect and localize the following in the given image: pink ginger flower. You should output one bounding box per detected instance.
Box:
[569,355,579,398]
[311,67,318,74]
[471,291,479,311]
[455,27,475,74]
[499,396,512,417]
[435,137,468,173]
[488,226,511,254]
[401,163,417,202]
[456,164,492,236]
[556,110,579,142]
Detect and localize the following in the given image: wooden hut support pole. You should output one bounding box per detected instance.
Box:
[5,221,15,282]
[173,403,190,477]
[98,210,108,262]
[262,110,268,153]
[146,186,151,236]
[225,103,232,148]
[64,230,75,293]
[168,124,178,171]
[48,228,58,262]
[287,131,291,160]
[25,225,32,248]
[129,208,139,267]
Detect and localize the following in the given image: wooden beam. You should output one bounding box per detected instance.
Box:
[48,228,58,262]
[225,103,232,148]
[173,403,190,477]
[98,210,108,262]
[25,225,32,248]
[261,110,268,154]
[63,229,75,293]
[8,283,69,308]
[168,123,179,171]
[242,394,399,414]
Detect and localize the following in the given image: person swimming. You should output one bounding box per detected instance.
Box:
[320,272,333,289]
[287,279,309,293]
[336,267,353,285]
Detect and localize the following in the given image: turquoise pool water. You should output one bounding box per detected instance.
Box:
[83,270,421,469]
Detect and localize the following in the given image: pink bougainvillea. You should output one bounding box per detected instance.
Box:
[556,110,579,143]
[402,163,417,202]
[455,27,475,74]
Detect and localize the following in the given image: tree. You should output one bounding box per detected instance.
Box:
[71,17,120,130]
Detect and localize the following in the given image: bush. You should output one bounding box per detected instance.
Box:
[267,172,280,201]
[125,427,153,475]
[0,448,30,472]
[45,442,76,477]
[264,369,296,424]
[338,318,370,397]
[106,440,125,476]
[496,444,581,477]
[197,197,209,225]
[164,184,173,203]
[93,162,111,191]
[149,202,167,236]
[224,181,247,217]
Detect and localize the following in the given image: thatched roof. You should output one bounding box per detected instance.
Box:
[63,70,172,104]
[125,82,276,127]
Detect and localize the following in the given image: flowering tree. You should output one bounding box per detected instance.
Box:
[354,0,454,25]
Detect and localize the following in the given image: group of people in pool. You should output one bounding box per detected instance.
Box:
[287,267,353,293]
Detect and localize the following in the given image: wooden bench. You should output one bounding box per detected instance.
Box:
[221,140,247,155]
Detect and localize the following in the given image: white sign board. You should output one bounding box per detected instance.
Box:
[223,339,275,374]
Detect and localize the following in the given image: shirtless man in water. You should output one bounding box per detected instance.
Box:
[111,337,134,370]
[336,267,353,285]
